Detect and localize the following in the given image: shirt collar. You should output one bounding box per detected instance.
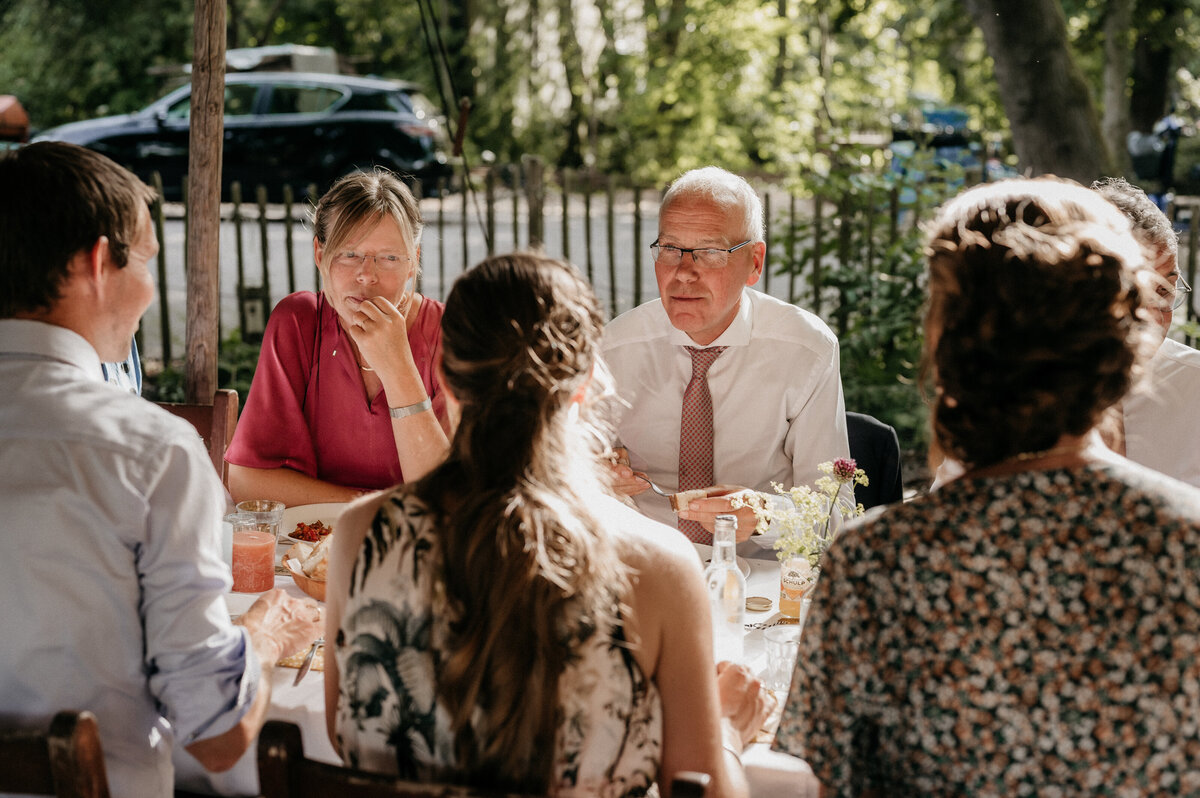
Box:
[666,287,754,348]
[0,319,105,382]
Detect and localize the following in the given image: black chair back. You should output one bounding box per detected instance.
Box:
[846,411,904,508]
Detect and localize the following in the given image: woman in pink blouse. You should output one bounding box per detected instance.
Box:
[226,170,450,505]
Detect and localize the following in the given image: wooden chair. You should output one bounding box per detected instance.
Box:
[258,720,709,797]
[155,388,239,487]
[0,710,111,798]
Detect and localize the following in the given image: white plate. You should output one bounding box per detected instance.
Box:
[280,502,347,544]
[692,543,751,579]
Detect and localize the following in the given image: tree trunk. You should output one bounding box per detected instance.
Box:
[659,0,687,58]
[555,0,587,169]
[964,0,1112,183]
[226,0,240,50]
[773,0,788,92]
[1102,0,1134,174]
[1129,0,1182,132]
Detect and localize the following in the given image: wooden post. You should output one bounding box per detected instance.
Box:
[410,180,423,296]
[184,0,226,403]
[812,193,823,315]
[1188,203,1199,338]
[510,163,521,251]
[257,184,271,304]
[461,172,470,275]
[232,182,246,335]
[606,175,617,317]
[525,155,544,248]
[561,170,571,264]
[151,172,171,364]
[762,190,771,295]
[283,184,296,294]
[485,169,496,258]
[632,185,643,308]
[584,175,594,282]
[438,178,447,297]
[788,193,797,304]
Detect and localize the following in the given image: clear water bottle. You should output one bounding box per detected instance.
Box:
[705,514,745,662]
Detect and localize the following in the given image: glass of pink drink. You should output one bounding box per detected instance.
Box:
[232,529,276,593]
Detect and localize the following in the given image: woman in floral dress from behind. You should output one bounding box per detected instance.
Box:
[774,178,1200,797]
[325,252,769,796]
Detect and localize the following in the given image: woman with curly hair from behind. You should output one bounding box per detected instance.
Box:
[774,178,1200,797]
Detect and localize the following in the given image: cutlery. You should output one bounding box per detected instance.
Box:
[632,472,673,499]
[293,638,323,686]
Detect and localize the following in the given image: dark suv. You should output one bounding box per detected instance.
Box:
[33,72,453,200]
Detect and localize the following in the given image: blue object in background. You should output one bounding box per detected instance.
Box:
[100,338,143,395]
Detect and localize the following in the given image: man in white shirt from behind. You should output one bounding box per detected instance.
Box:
[603,166,849,554]
[0,141,322,797]
[1093,177,1200,488]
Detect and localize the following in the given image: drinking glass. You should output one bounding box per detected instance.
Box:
[231,528,276,593]
[762,625,802,693]
[220,511,256,568]
[236,499,286,542]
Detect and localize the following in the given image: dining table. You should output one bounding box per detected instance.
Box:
[173,507,821,797]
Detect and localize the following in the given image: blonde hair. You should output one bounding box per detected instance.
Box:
[312,169,423,276]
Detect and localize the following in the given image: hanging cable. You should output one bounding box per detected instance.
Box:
[414,0,491,253]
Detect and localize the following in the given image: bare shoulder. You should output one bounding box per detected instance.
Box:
[595,495,702,580]
[335,491,386,543]
[328,491,391,581]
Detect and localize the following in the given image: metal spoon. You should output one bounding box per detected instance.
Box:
[632,472,673,499]
[293,638,324,686]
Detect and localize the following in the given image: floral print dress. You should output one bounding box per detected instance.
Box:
[774,462,1200,798]
[334,491,663,796]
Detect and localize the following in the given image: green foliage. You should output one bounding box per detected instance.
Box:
[770,146,971,463]
[0,0,193,130]
[143,329,261,408]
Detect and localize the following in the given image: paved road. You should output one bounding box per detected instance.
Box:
[141,191,802,362]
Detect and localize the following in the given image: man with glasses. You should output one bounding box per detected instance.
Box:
[1094,177,1200,487]
[603,166,849,551]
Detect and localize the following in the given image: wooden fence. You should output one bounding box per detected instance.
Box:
[137,161,1200,365]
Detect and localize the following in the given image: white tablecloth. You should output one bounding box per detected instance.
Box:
[174,543,819,797]
[732,549,820,798]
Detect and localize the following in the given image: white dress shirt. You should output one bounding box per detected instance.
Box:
[0,320,260,798]
[602,288,850,550]
[1124,336,1200,488]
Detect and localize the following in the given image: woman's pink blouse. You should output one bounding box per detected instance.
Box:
[225,291,445,491]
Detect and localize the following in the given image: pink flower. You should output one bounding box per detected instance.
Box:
[831,457,858,482]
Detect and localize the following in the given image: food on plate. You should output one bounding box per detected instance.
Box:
[300,535,330,580]
[290,520,333,542]
[284,533,331,580]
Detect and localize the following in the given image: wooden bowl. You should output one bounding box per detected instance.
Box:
[282,553,326,602]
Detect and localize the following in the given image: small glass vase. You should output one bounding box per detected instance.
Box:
[779,556,819,619]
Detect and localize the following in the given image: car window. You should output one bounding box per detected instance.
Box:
[164,83,258,120]
[387,91,416,115]
[340,91,394,112]
[267,86,344,115]
[225,84,258,116]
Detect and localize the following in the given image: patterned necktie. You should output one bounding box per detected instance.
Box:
[678,346,726,544]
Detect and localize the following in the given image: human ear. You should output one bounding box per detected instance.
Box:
[745,241,766,286]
